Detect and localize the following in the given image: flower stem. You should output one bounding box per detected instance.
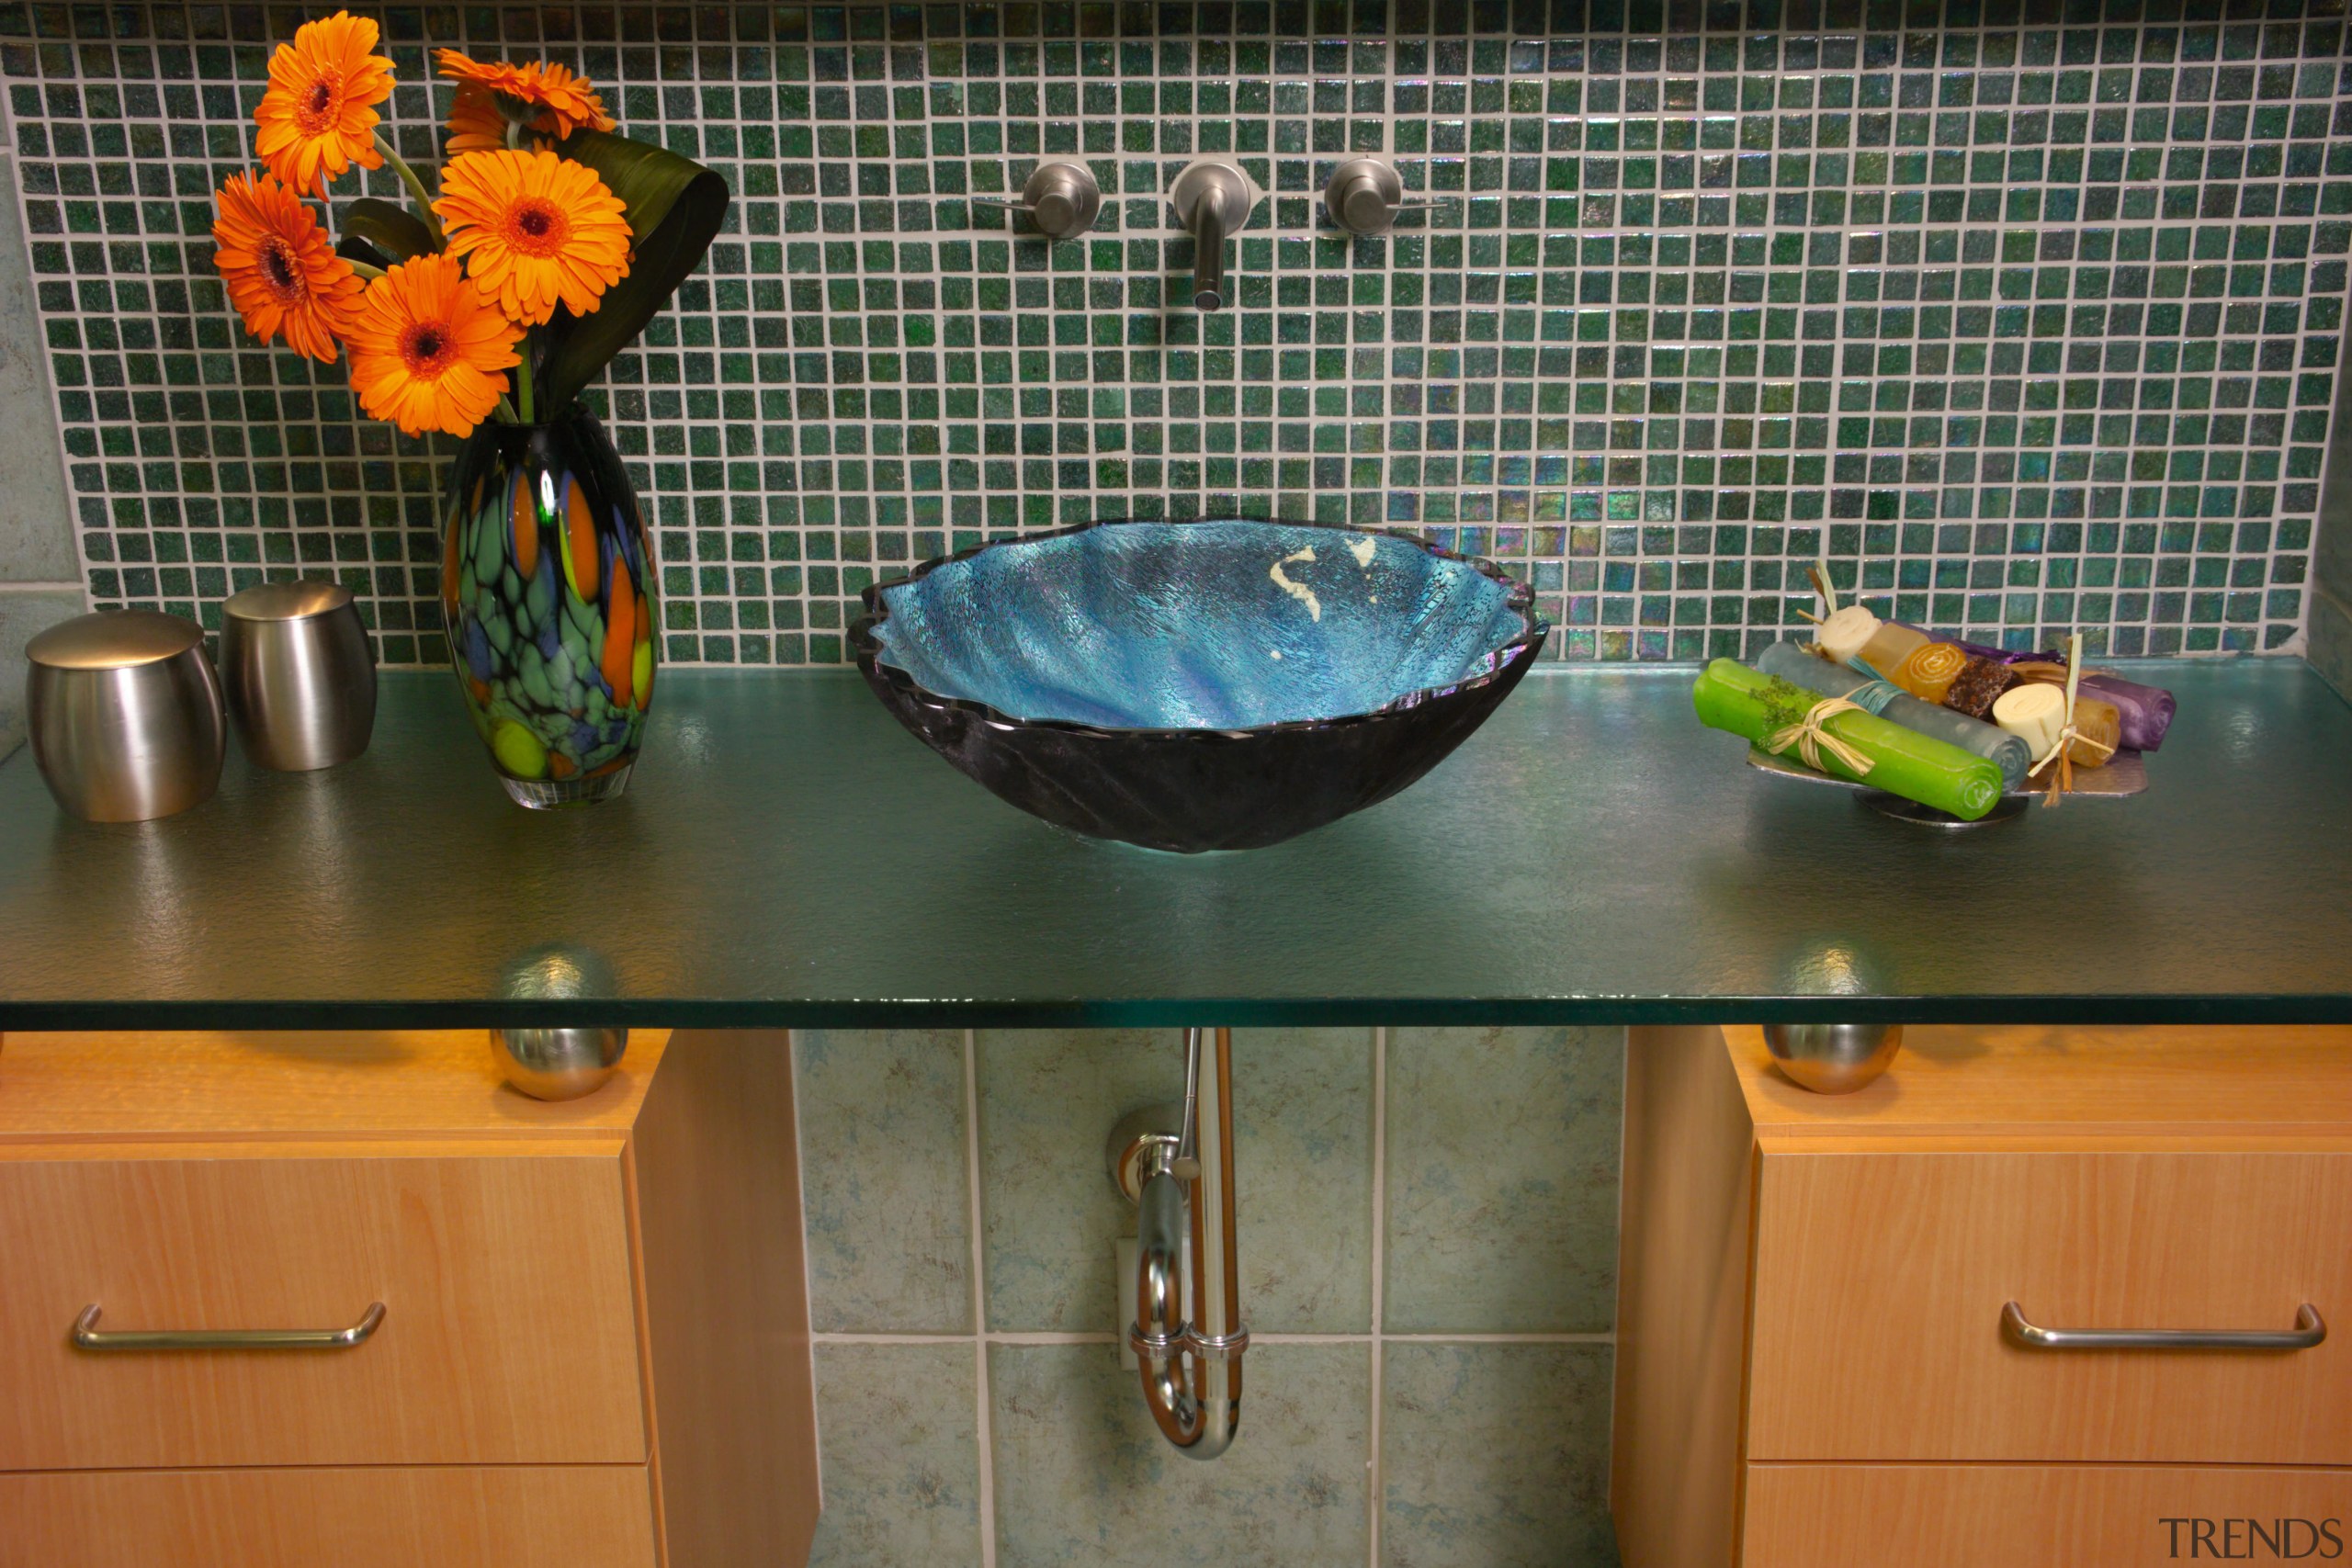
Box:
[516,333,536,423]
[496,393,521,424]
[346,258,386,281]
[373,131,446,246]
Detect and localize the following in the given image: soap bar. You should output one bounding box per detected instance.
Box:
[2008,663,2175,752]
[1891,625,2177,750]
[2067,695,2123,765]
[1693,658,2007,820]
[1892,641,1968,705]
[1942,656,2017,720]
[1758,641,2031,791]
[1857,620,1928,680]
[1815,604,1881,664]
[1992,682,2065,758]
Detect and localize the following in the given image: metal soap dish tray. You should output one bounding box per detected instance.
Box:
[1746,744,2149,829]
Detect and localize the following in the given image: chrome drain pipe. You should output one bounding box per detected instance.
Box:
[1115,1025,1247,1459]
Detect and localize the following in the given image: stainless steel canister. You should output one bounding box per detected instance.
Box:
[26,610,226,821]
[219,580,376,771]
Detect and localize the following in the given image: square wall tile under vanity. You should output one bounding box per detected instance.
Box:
[792,1026,1628,1565]
[805,1341,983,1568]
[1383,1342,1620,1568]
[794,1029,974,1334]
[1385,1026,1625,1334]
[989,1341,1371,1568]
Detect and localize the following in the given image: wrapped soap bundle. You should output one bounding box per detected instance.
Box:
[1888,625,2177,751]
[1807,605,2142,773]
[1692,660,2007,821]
[1755,642,2032,791]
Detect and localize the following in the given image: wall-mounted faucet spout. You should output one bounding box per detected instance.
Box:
[1169,161,1259,313]
[1106,1026,1247,1459]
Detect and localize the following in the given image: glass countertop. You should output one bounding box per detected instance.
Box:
[0,661,2346,1030]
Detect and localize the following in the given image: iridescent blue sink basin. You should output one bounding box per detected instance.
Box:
[851,519,1546,852]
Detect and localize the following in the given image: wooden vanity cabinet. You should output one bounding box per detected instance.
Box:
[1614,1023,2352,1568]
[0,1029,817,1568]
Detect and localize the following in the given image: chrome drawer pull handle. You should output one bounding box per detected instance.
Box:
[2002,1300,2324,1352]
[72,1302,385,1351]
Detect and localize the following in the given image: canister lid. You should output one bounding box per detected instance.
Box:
[25,610,204,671]
[223,580,353,623]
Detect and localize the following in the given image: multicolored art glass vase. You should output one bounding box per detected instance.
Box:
[439,407,656,807]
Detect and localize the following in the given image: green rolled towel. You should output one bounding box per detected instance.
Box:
[1692,659,2007,822]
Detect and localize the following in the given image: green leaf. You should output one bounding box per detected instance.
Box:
[334,234,393,271]
[342,197,436,265]
[537,129,730,412]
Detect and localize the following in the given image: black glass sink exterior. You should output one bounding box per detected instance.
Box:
[850,518,1548,852]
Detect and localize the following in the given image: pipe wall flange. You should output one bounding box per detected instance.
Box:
[1105,1102,1184,1201]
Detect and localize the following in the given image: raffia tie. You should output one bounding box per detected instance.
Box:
[1764,697,1876,778]
[2023,631,2112,806]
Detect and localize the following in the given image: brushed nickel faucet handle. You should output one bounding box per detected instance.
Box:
[969,160,1102,241]
[1322,156,1455,234]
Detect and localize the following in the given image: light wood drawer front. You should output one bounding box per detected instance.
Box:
[0,1466,656,1568]
[0,1151,646,1468]
[1747,1150,2352,1463]
[1744,1464,2352,1568]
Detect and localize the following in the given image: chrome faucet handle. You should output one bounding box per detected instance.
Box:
[969,160,1101,240]
[1322,156,1457,234]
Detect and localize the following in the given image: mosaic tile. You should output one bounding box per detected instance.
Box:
[2,2,2344,663]
[794,1028,974,1334]
[1381,1342,1618,1568]
[1384,1025,1623,1334]
[989,1340,1371,1568]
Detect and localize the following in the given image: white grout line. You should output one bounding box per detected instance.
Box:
[963,1026,999,1568]
[787,1030,824,1507]
[1367,1023,1388,1568]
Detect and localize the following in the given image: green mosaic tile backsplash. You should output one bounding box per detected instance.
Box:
[4,1,2347,664]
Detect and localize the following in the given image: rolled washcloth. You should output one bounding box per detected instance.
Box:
[1890,625,2175,750]
[1693,659,2007,821]
[1757,641,2031,791]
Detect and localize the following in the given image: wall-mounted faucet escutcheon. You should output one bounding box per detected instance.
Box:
[1322,157,1447,235]
[971,161,1102,241]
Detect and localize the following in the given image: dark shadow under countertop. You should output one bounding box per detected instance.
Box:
[0,660,2346,1030]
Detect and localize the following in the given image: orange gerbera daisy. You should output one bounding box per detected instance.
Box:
[210,170,363,363]
[253,11,394,197]
[435,149,632,327]
[443,83,512,156]
[436,50,617,148]
[344,254,523,437]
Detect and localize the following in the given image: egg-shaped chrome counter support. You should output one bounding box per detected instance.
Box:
[491,1024,628,1101]
[491,944,627,1100]
[1761,1021,1904,1094]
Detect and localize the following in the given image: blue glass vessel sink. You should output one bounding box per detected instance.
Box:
[851,519,1547,852]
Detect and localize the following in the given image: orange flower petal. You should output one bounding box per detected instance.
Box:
[344,254,522,438]
[435,148,633,327]
[210,169,361,363]
[252,10,393,197]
